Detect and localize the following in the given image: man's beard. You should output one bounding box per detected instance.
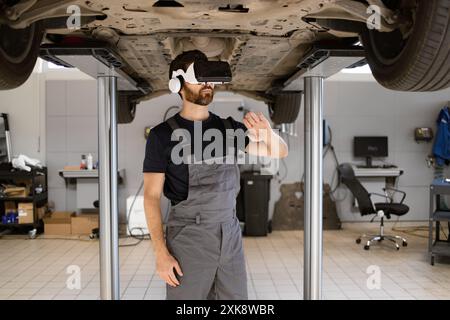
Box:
[184,85,214,106]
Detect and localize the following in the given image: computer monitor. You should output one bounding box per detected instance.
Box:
[353,136,388,168]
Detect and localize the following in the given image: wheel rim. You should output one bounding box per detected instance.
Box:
[368,0,417,66]
[268,103,275,118]
[369,28,408,66]
[130,104,136,119]
[0,24,35,64]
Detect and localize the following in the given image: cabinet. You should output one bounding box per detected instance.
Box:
[429,179,450,266]
[0,165,48,234]
[236,172,272,236]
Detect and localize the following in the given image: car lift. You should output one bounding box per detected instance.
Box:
[40,44,365,300]
[40,44,148,300]
[283,45,365,300]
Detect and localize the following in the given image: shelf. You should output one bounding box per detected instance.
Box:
[0,167,47,179]
[59,168,125,180]
[432,210,450,221]
[0,222,37,227]
[431,241,450,257]
[0,192,48,202]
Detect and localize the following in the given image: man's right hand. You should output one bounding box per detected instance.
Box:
[156,250,183,287]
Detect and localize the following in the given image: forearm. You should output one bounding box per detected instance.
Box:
[144,197,168,257]
[264,130,289,158]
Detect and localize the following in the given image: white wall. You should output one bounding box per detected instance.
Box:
[284,80,450,222]
[0,73,46,162]
[4,66,449,223]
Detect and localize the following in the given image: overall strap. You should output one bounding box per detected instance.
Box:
[221,118,233,131]
[166,116,180,131]
[221,118,238,160]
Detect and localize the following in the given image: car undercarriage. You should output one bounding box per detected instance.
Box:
[0,1,413,98]
[0,0,449,122]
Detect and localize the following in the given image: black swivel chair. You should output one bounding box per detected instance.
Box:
[338,163,409,250]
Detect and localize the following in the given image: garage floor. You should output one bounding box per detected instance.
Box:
[0,225,449,300]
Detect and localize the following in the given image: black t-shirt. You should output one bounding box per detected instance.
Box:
[143,111,249,205]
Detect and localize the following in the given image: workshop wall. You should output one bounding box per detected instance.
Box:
[285,80,450,222]
[45,80,98,213]
[43,77,450,223]
[0,73,46,162]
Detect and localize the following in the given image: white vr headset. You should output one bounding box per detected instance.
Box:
[168,61,232,93]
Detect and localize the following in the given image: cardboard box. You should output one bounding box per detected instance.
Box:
[5,186,28,197]
[43,211,74,235]
[18,203,34,224]
[63,165,81,171]
[71,213,99,235]
[4,201,16,214]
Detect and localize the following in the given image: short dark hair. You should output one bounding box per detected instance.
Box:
[169,50,208,79]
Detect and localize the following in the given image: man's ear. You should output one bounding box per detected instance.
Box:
[178,87,184,100]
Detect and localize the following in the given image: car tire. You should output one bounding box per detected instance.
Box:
[268,91,302,125]
[118,93,137,124]
[361,0,450,92]
[0,21,44,90]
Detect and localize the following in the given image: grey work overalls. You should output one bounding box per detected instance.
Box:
[164,115,248,300]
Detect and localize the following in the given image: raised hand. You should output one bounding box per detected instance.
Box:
[243,111,272,142]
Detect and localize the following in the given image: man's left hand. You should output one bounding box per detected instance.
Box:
[243,111,272,142]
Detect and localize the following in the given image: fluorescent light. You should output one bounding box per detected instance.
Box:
[342,64,372,74]
[47,61,65,69]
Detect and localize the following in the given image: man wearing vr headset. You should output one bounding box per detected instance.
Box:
[143,50,288,300]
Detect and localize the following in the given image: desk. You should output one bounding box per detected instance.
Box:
[352,165,403,181]
[429,179,450,266]
[350,165,404,207]
[59,169,125,210]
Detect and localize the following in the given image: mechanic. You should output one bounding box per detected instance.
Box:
[143,50,288,300]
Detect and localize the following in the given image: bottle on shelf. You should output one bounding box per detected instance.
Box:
[80,155,87,170]
[87,153,93,170]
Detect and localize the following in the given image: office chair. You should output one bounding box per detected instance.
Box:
[338,163,409,250]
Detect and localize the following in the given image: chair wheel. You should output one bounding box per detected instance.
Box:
[364,245,370,250]
[431,256,435,266]
[402,241,408,247]
[396,246,400,251]
[356,239,361,244]
[28,229,37,239]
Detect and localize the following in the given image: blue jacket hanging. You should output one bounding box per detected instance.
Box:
[432,106,450,166]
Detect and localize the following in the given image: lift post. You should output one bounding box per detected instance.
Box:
[282,46,366,300]
[39,44,148,301]
[98,74,120,300]
[303,76,324,300]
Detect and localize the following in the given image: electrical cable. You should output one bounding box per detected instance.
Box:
[122,105,180,246]
[163,105,181,122]
[391,215,449,239]
[124,180,150,246]
[276,133,289,183]
[278,158,288,182]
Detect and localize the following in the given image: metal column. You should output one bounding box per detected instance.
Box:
[98,75,120,300]
[303,76,324,300]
